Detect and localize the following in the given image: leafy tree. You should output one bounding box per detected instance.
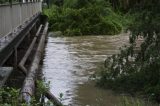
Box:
[98,0,160,102]
[44,0,124,36]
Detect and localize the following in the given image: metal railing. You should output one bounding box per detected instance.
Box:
[0,1,42,39]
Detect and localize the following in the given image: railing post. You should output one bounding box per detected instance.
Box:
[0,0,42,39]
[9,0,12,7]
[19,0,22,5]
[19,0,22,3]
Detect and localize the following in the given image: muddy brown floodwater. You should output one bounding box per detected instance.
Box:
[41,33,156,106]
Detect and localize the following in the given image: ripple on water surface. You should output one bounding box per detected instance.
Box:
[42,34,153,106]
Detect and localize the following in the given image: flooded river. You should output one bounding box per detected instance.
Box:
[41,33,148,106]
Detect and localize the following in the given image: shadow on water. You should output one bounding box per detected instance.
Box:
[42,32,157,106]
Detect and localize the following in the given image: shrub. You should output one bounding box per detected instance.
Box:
[97,0,160,102]
[43,0,124,36]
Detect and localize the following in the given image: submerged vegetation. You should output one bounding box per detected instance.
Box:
[97,0,160,103]
[44,0,127,36]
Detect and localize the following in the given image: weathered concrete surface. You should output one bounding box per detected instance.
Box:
[0,2,42,38]
[0,14,40,66]
[0,67,13,87]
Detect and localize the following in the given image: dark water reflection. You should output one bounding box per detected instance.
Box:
[42,33,155,106]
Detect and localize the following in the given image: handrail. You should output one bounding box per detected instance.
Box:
[0,1,42,39]
[0,1,41,7]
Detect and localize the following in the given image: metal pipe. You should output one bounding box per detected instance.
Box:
[18,24,43,75]
[20,22,48,103]
[45,91,63,106]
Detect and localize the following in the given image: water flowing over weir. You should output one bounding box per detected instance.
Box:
[41,32,130,106]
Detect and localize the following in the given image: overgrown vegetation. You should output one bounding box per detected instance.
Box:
[1,0,160,105]
[44,0,127,36]
[97,0,160,103]
[0,87,42,106]
[0,81,52,106]
[0,87,20,106]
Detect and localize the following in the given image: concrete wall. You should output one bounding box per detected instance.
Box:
[0,2,42,39]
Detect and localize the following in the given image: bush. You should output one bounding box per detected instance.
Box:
[97,1,160,103]
[43,0,124,36]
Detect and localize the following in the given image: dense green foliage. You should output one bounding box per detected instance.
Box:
[0,87,20,105]
[44,0,124,36]
[0,81,52,106]
[97,0,160,102]
[0,87,44,106]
